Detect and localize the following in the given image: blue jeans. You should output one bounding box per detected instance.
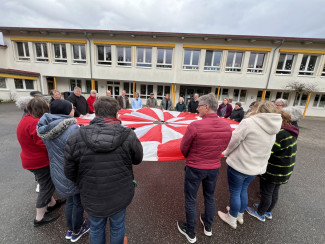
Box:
[227,166,255,218]
[184,166,219,233]
[88,209,126,244]
[65,194,84,233]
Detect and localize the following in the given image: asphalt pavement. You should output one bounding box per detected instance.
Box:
[0,102,324,244]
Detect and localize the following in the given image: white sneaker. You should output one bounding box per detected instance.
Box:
[226,206,243,224]
[35,184,40,193]
[218,210,237,229]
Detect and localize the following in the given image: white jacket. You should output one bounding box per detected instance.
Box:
[223,113,282,176]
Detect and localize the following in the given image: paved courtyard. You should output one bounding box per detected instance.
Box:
[0,102,324,244]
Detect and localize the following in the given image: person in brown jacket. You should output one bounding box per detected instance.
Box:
[116,90,130,109]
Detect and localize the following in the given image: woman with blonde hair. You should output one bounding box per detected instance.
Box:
[218,101,282,229]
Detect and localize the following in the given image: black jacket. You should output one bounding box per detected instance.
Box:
[67,93,89,117]
[188,100,198,113]
[176,103,186,112]
[229,107,244,122]
[64,117,143,217]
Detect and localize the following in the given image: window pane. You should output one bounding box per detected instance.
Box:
[73,45,79,59]
[43,43,48,57]
[319,95,325,107]
[124,82,130,94]
[54,44,60,58]
[234,52,243,67]
[205,50,213,66]
[0,78,6,88]
[86,80,91,93]
[81,45,86,59]
[226,52,234,66]
[300,93,308,106]
[98,46,104,61]
[165,86,170,94]
[125,47,131,62]
[25,80,34,89]
[248,53,256,68]
[213,51,221,66]
[137,48,144,62]
[277,54,285,69]
[276,92,282,99]
[300,55,308,70]
[157,85,163,96]
[233,89,239,100]
[105,46,111,61]
[184,50,191,65]
[62,44,67,58]
[285,55,294,70]
[256,53,264,68]
[35,43,42,57]
[140,84,146,95]
[24,43,29,56]
[313,95,320,107]
[283,92,289,100]
[165,49,172,64]
[192,50,200,65]
[308,56,317,71]
[157,49,164,63]
[145,48,152,63]
[14,79,24,89]
[17,42,24,56]
[240,90,247,102]
[147,85,153,94]
[118,47,123,61]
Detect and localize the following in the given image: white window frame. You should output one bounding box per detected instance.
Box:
[0,77,7,90]
[117,46,132,66]
[107,81,120,98]
[157,85,171,100]
[247,53,266,73]
[53,43,67,63]
[70,79,82,91]
[216,88,229,101]
[137,47,152,67]
[294,92,308,107]
[72,44,86,64]
[299,54,318,76]
[312,94,325,108]
[183,49,200,70]
[97,45,112,65]
[14,79,34,90]
[204,50,222,71]
[140,84,153,99]
[225,51,243,72]
[276,91,290,100]
[16,42,30,61]
[276,53,295,75]
[233,89,247,103]
[34,43,48,62]
[156,48,173,69]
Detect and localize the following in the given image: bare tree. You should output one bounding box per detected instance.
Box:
[285,81,319,105]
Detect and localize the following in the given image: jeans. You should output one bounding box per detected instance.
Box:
[227,166,255,218]
[184,166,219,233]
[88,209,126,244]
[257,178,281,215]
[65,194,84,233]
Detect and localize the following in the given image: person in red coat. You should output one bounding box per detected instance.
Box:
[217,98,233,118]
[16,96,65,227]
[177,93,232,243]
[87,90,97,114]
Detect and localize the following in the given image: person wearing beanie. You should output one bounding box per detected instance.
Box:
[87,90,97,114]
[37,99,90,242]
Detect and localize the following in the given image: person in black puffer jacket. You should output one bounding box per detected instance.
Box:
[64,96,143,244]
[229,102,245,122]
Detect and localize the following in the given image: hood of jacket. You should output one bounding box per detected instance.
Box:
[235,107,244,112]
[37,113,77,140]
[250,113,282,135]
[282,124,299,138]
[80,117,131,153]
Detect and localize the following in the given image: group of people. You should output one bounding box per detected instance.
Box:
[15,89,299,244]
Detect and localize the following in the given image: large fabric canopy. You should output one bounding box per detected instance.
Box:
[77,108,239,161]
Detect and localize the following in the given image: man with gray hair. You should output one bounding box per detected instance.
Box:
[275,98,288,109]
[177,93,232,243]
[67,87,89,117]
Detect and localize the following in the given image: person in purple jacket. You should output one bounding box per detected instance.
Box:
[217,98,233,118]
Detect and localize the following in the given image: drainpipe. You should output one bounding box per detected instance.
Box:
[85,32,95,90]
[261,40,284,101]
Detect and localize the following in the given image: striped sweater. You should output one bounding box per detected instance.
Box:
[261,125,299,184]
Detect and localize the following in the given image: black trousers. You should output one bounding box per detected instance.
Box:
[257,178,281,215]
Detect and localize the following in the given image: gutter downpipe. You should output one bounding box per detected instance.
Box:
[85,32,95,90]
[261,39,284,101]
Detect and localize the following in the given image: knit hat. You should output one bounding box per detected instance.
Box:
[50,99,73,115]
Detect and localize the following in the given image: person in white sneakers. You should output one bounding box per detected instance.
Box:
[218,101,281,229]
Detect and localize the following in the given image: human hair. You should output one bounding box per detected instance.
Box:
[16,96,33,110]
[247,101,278,117]
[50,89,60,96]
[74,86,81,91]
[30,91,43,97]
[223,97,229,102]
[94,96,120,118]
[275,98,288,107]
[235,102,242,107]
[279,110,292,126]
[179,97,184,103]
[90,90,97,94]
[27,96,50,118]
[198,93,218,112]
[135,92,139,97]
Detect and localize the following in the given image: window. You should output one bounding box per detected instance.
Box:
[16,42,30,61]
[137,47,152,67]
[322,64,325,77]
[0,77,7,89]
[53,44,67,63]
[183,49,200,70]
[313,94,325,108]
[157,48,173,68]
[276,91,290,100]
[124,82,136,97]
[204,50,222,71]
[70,79,81,91]
[294,93,308,106]
[117,46,132,66]
[247,53,265,73]
[97,45,112,65]
[276,53,294,74]
[35,43,48,62]
[256,90,270,101]
[157,85,171,100]
[140,84,153,99]
[215,88,229,101]
[107,81,120,98]
[233,89,247,102]
[225,51,243,72]
[14,79,34,90]
[85,80,98,93]
[72,44,86,63]
[299,55,317,76]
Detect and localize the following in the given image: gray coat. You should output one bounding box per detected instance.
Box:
[160,98,173,110]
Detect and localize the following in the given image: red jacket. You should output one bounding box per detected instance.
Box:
[217,103,233,118]
[180,113,232,169]
[87,95,96,114]
[16,115,49,169]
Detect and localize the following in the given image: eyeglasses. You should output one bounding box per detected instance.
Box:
[197,104,207,107]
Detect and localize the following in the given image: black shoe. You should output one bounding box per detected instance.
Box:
[199,214,212,236]
[34,214,60,227]
[46,199,66,214]
[177,221,197,243]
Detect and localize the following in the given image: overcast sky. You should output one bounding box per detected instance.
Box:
[0,0,325,44]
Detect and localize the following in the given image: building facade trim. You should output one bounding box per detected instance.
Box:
[183,44,272,52]
[10,37,87,44]
[0,73,39,80]
[279,48,325,54]
[93,40,175,48]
